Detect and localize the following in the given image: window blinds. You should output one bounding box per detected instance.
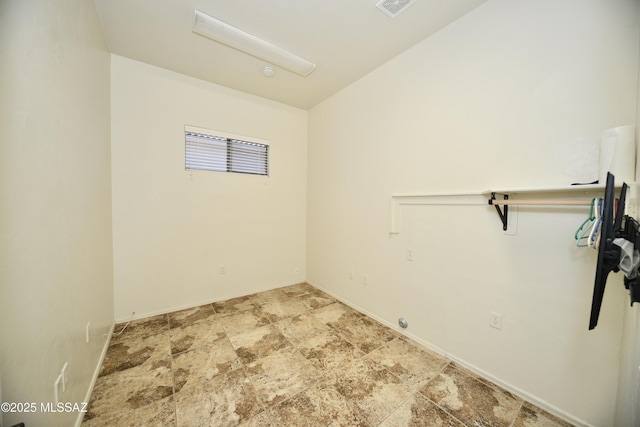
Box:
[229,139,269,175]
[185,132,227,172]
[185,129,269,176]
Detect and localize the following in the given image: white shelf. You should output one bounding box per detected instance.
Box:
[485,182,633,195]
[390,182,636,234]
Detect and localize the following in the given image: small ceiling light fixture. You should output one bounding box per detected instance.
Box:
[192,10,316,77]
[262,66,275,77]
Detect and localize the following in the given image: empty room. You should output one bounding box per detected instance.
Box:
[1,0,640,426]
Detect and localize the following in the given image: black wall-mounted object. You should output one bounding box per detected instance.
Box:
[588,172,640,330]
[618,214,640,310]
[489,193,509,231]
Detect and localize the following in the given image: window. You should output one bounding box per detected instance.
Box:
[185,126,269,176]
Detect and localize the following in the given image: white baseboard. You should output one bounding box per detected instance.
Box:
[114,281,306,323]
[306,281,591,427]
[75,323,114,427]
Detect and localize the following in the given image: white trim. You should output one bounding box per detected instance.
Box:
[390,193,487,234]
[75,323,114,427]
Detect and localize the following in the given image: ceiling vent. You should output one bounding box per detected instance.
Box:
[376,0,417,18]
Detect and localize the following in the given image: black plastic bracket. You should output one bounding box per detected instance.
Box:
[488,193,509,231]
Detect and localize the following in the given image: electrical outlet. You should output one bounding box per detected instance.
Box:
[294,267,300,274]
[406,249,414,261]
[219,265,226,275]
[489,312,502,330]
[362,275,368,286]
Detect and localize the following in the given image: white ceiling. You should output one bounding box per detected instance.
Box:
[94,0,487,110]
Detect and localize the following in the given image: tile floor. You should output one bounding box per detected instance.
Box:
[82,283,574,426]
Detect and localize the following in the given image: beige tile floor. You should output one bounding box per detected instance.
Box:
[82,283,574,426]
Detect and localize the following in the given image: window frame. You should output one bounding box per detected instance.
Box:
[185,125,270,176]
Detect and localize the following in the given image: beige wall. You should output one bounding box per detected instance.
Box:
[2,1,639,426]
[0,1,114,426]
[307,0,639,425]
[110,56,308,321]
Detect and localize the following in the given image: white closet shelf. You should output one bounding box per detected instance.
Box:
[483,183,629,195]
[390,183,636,234]
[486,182,635,231]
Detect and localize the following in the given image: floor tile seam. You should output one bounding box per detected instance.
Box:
[168,322,229,357]
[204,300,227,315]
[261,374,321,415]
[256,404,276,426]
[167,317,208,330]
[222,316,269,411]
[361,351,442,397]
[112,325,171,344]
[352,386,413,427]
[471,374,523,404]
[359,354,424,413]
[326,353,418,425]
[446,361,525,410]
[414,361,455,416]
[338,391,372,426]
[221,329,249,377]
[172,393,200,427]
[90,382,172,426]
[96,338,173,383]
[287,336,321,366]
[354,331,398,357]
[82,410,119,426]
[372,387,421,427]
[274,310,367,374]
[322,322,372,356]
[236,332,319,381]
[257,302,353,361]
[418,392,469,427]
[172,354,267,426]
[218,314,263,339]
[297,381,368,425]
[167,303,216,319]
[237,304,344,415]
[87,395,177,427]
[270,310,342,352]
[171,332,244,409]
[272,332,317,369]
[507,400,525,427]
[317,306,399,354]
[237,360,287,416]
[169,393,179,427]
[170,350,180,400]
[417,363,523,427]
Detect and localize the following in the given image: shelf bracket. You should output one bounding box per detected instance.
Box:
[489,193,508,231]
